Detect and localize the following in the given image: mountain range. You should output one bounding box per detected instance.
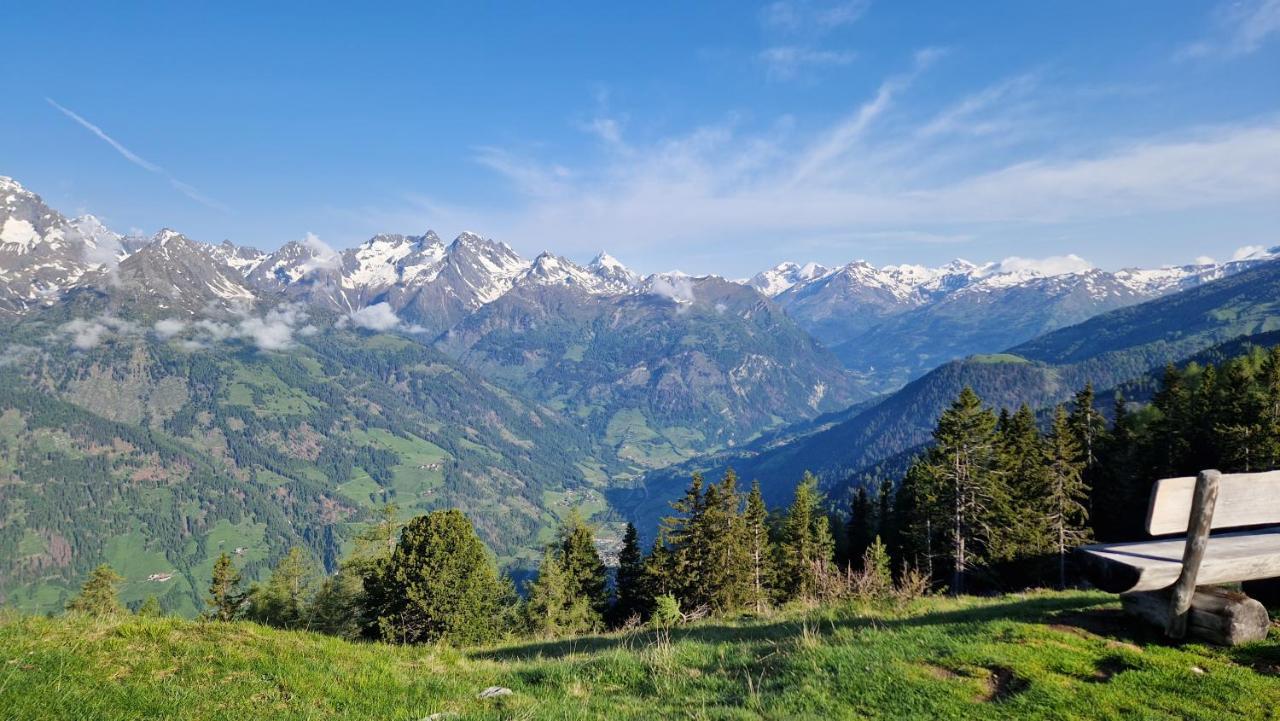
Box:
[2,172,1278,614]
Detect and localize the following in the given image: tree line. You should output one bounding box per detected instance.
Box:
[869,344,1280,593]
[59,344,1280,643]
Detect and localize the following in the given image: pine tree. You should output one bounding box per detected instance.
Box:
[136,595,162,618]
[248,546,317,629]
[991,404,1049,565]
[660,473,707,606]
[524,546,594,636]
[66,564,123,616]
[779,472,835,601]
[611,523,646,625]
[317,504,400,639]
[845,486,877,571]
[1069,383,1110,516]
[696,469,751,612]
[1044,405,1090,588]
[919,386,999,594]
[363,510,508,645]
[743,481,775,613]
[1215,358,1267,472]
[557,509,609,623]
[207,552,245,621]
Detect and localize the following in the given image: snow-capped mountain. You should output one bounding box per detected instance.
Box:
[107,229,258,314]
[0,177,126,313]
[757,250,1280,390]
[748,261,829,297]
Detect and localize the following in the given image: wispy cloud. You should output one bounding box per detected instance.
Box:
[757,0,868,81]
[458,51,1280,273]
[1177,0,1280,59]
[759,46,856,81]
[46,98,232,213]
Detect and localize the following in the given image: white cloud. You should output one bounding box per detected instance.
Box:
[153,318,188,339]
[649,275,696,304]
[1178,0,1280,58]
[991,254,1094,276]
[1194,255,1217,266]
[297,232,342,275]
[46,98,231,213]
[348,302,401,330]
[56,315,140,350]
[759,46,856,81]
[1232,244,1270,260]
[761,0,870,33]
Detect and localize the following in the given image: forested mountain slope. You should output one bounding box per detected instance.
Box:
[0,305,621,615]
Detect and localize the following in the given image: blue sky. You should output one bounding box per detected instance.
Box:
[3,1,1279,277]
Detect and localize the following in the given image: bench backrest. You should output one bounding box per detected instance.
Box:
[1146,470,1280,535]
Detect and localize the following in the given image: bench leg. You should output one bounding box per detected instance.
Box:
[1167,470,1221,638]
[1124,587,1270,646]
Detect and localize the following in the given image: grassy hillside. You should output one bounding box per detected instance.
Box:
[2,591,1277,720]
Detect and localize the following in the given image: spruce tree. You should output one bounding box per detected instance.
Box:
[524,546,594,636]
[67,564,123,616]
[696,469,751,612]
[779,472,835,601]
[364,510,508,645]
[846,487,877,571]
[660,473,707,606]
[991,404,1049,565]
[207,552,245,621]
[920,386,999,594]
[248,546,317,629]
[743,481,775,613]
[611,522,646,625]
[1045,405,1090,588]
[558,509,609,622]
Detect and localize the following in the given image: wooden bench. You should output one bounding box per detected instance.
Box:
[1076,469,1280,645]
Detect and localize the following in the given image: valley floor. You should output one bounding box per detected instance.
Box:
[1,591,1277,720]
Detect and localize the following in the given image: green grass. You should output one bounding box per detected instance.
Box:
[968,353,1032,365]
[1,591,1277,720]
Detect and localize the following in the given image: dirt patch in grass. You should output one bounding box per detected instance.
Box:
[977,666,1028,703]
[1088,655,1138,683]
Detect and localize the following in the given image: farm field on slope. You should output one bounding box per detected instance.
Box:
[1,590,1277,720]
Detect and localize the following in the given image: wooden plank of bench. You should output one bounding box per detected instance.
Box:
[1076,527,1280,593]
[1147,470,1280,535]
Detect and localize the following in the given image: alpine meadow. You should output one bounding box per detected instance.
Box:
[2,2,1280,719]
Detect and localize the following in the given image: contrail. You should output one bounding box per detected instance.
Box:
[46,97,231,213]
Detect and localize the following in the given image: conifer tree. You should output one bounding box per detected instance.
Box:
[557,509,609,622]
[67,564,123,616]
[779,472,835,601]
[696,469,751,611]
[136,595,162,618]
[743,481,775,613]
[248,546,317,629]
[846,486,877,571]
[207,552,245,621]
[642,530,677,602]
[524,546,594,636]
[918,387,999,594]
[1045,405,1090,587]
[610,522,646,625]
[1215,358,1267,472]
[660,473,707,605]
[991,404,1049,564]
[363,510,507,645]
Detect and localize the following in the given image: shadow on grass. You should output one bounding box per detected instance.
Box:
[472,594,1116,663]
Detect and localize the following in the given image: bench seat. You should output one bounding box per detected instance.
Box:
[1077,527,1280,593]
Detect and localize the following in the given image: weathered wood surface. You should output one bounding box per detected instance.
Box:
[1077,527,1280,593]
[1122,587,1270,646]
[1167,470,1220,638]
[1146,470,1280,535]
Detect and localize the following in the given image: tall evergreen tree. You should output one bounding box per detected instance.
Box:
[524,546,594,636]
[1044,405,1090,588]
[743,481,775,613]
[363,510,508,645]
[845,486,877,571]
[610,523,646,625]
[557,509,609,622]
[696,469,751,611]
[918,386,999,594]
[66,564,123,616]
[779,471,835,601]
[247,546,318,629]
[990,404,1049,565]
[207,552,245,621]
